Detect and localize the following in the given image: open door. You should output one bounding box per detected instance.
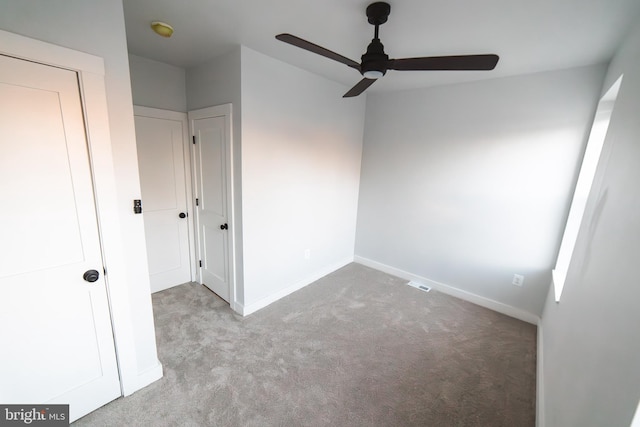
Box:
[189,105,235,303]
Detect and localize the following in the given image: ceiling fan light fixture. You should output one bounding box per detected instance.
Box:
[363,70,384,79]
[151,21,174,38]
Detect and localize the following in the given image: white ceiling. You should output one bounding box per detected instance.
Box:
[123,0,640,93]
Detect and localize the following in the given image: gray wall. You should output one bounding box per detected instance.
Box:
[240,47,365,309]
[129,54,187,112]
[540,19,640,426]
[187,48,242,112]
[355,65,606,318]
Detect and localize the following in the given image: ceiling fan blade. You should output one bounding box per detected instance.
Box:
[388,54,499,71]
[343,78,377,98]
[276,33,360,70]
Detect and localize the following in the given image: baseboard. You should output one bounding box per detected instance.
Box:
[240,257,353,316]
[354,256,540,325]
[231,300,244,315]
[122,361,163,396]
[536,319,545,427]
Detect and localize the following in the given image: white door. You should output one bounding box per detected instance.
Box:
[0,55,120,420]
[134,108,192,293]
[190,106,233,302]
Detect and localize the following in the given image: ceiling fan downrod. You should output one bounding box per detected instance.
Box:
[361,2,392,79]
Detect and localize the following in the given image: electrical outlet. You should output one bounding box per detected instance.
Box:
[512,274,524,287]
[304,249,311,260]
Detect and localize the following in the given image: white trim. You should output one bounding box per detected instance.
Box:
[630,399,640,427]
[536,319,545,427]
[133,106,197,283]
[0,29,161,397]
[0,29,103,74]
[231,300,246,315]
[354,256,540,325]
[188,104,237,307]
[241,257,354,316]
[123,362,163,397]
[80,71,140,396]
[134,105,186,120]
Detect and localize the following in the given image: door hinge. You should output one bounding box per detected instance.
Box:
[199,260,202,267]
[192,135,196,145]
[196,198,199,206]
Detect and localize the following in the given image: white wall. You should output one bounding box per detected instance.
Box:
[240,47,365,311]
[355,65,606,319]
[540,19,640,426]
[186,47,245,304]
[0,0,160,393]
[129,54,187,112]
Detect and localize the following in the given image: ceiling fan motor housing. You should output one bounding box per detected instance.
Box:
[361,38,389,77]
[361,2,392,78]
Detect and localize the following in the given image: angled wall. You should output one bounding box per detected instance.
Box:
[540,19,640,426]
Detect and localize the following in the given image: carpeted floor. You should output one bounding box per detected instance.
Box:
[75,263,536,426]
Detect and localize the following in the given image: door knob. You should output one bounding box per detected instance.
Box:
[220,223,228,230]
[83,269,100,283]
[179,212,187,218]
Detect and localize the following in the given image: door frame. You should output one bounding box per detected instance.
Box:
[134,106,197,284]
[0,29,161,395]
[188,104,238,310]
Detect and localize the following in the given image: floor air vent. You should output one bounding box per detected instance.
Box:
[407,281,431,293]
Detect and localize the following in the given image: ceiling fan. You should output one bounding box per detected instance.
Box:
[276,2,499,98]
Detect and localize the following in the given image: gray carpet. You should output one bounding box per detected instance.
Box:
[75,263,536,426]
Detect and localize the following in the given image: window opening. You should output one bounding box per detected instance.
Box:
[552,75,623,301]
